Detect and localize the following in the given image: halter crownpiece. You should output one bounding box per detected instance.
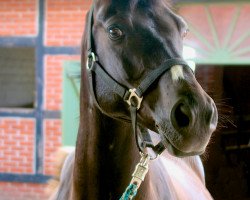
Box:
[86,5,191,199]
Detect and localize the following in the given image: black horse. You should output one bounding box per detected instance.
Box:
[51,0,218,199]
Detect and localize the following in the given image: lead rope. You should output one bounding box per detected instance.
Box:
[119,153,150,200]
[118,105,156,200]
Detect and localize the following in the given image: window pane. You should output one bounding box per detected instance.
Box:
[0,47,35,108]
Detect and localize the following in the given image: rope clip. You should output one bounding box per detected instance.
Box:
[131,153,150,186]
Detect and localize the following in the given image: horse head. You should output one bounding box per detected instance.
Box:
[85,0,218,157]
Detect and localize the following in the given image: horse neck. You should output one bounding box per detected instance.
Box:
[72,73,143,199]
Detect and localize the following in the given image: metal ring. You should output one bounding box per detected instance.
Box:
[86,52,97,70]
[140,149,158,160]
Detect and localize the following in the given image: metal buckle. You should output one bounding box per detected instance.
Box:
[126,88,143,110]
[86,52,97,70]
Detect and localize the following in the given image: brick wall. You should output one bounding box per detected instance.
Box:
[44,119,62,175]
[0,0,38,36]
[45,0,91,46]
[0,118,35,174]
[0,0,92,198]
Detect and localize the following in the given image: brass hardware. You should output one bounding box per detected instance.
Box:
[130,153,150,187]
[126,88,143,110]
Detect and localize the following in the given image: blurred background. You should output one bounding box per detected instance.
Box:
[0,0,249,199]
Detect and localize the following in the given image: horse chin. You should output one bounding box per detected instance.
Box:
[160,135,205,158]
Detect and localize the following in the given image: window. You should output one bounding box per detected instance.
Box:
[0,47,35,108]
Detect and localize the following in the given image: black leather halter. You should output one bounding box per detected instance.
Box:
[86,5,190,158]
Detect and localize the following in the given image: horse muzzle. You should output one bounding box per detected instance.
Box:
[157,94,218,157]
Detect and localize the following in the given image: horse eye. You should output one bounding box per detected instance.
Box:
[108,27,124,40]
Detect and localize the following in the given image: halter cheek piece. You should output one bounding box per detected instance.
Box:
[86,6,191,158]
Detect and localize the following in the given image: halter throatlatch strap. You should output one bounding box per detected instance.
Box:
[86,5,189,158]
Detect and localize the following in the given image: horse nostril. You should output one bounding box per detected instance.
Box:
[175,104,190,127]
[171,102,192,129]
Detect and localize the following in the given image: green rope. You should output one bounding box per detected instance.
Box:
[119,183,138,200]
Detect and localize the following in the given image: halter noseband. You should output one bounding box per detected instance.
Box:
[86,5,190,157]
